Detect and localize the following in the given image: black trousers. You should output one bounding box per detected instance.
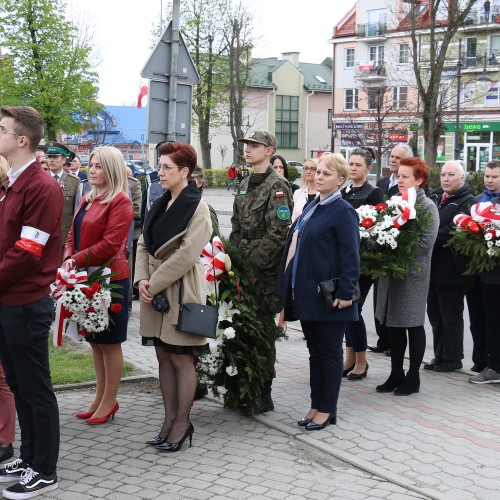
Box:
[345,274,373,352]
[427,284,466,362]
[373,280,391,350]
[466,276,488,368]
[301,320,346,414]
[480,283,500,372]
[0,296,59,475]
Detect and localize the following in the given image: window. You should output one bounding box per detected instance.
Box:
[369,45,385,64]
[367,88,382,110]
[399,43,409,64]
[345,48,355,68]
[344,89,359,110]
[393,86,408,109]
[275,95,299,148]
[466,37,477,67]
[367,8,387,36]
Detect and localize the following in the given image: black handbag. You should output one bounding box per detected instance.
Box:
[176,279,218,339]
[151,293,170,313]
[318,278,362,310]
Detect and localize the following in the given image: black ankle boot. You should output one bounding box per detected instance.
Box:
[376,371,405,393]
[394,373,420,396]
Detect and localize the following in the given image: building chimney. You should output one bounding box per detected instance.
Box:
[282,52,300,67]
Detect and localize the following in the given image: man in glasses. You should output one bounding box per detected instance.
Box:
[0,106,62,498]
[45,142,81,261]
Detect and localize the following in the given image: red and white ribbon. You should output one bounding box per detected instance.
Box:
[471,202,500,222]
[50,259,88,347]
[201,237,228,282]
[393,187,417,229]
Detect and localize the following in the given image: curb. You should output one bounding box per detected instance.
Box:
[53,374,157,393]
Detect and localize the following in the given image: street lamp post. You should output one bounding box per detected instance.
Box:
[454,39,463,160]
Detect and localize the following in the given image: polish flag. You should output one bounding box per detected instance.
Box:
[137,80,148,108]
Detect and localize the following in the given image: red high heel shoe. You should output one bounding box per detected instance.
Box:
[85,402,119,425]
[75,410,94,419]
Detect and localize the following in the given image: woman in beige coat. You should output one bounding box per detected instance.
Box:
[135,142,211,452]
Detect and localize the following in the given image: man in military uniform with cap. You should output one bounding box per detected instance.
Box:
[229,130,293,414]
[46,142,81,260]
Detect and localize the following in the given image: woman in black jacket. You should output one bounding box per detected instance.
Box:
[340,148,383,380]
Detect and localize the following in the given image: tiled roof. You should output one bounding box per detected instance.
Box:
[247,57,332,92]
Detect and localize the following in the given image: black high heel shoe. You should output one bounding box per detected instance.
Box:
[347,363,369,380]
[342,363,355,378]
[146,435,168,446]
[156,423,194,452]
[304,413,337,431]
[297,417,312,426]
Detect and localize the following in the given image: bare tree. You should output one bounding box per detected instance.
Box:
[396,0,477,167]
[341,80,417,180]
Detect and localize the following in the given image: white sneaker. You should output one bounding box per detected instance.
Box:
[469,367,500,384]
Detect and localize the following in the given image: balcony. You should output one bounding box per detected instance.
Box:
[354,61,387,82]
[356,23,387,41]
[463,50,500,71]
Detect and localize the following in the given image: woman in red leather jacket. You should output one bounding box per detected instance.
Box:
[64,146,134,425]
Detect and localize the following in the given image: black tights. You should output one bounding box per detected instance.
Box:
[389,326,426,376]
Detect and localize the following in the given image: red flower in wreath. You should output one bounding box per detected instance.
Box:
[467,222,481,233]
[86,306,95,313]
[63,310,74,319]
[110,303,122,313]
[361,217,375,228]
[91,282,101,293]
[375,203,388,212]
[79,329,89,337]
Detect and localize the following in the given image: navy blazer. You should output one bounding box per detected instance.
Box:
[277,195,360,322]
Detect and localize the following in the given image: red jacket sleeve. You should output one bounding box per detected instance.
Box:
[71,194,134,268]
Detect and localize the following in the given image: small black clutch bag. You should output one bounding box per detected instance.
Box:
[318,278,362,310]
[152,293,170,313]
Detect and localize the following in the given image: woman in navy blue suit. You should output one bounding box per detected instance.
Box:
[277,153,360,431]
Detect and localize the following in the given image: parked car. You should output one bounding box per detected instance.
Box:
[125,160,153,177]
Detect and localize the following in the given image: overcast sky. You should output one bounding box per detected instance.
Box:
[67,0,356,106]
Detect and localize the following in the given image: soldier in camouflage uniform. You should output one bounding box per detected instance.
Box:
[229,130,293,414]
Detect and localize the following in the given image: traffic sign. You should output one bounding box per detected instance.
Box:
[141,21,199,85]
[147,80,193,144]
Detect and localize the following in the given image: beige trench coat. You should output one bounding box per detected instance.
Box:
[134,200,212,346]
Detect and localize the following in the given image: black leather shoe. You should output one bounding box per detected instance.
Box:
[146,435,167,446]
[376,371,405,393]
[347,364,369,380]
[342,363,355,377]
[433,361,462,372]
[423,358,442,370]
[367,346,385,353]
[304,413,336,431]
[297,418,311,427]
[0,444,13,463]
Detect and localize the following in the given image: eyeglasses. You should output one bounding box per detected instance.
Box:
[0,127,18,137]
[157,164,181,173]
[303,166,317,172]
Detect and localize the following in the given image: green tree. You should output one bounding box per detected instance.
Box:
[0,0,101,140]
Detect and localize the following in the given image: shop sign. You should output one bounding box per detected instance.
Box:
[446,122,500,132]
[335,123,364,130]
[388,133,408,142]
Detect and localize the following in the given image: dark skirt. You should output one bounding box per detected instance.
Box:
[142,336,204,357]
[86,278,129,345]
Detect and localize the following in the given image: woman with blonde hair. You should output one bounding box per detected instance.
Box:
[291,158,319,222]
[278,153,360,430]
[64,146,134,424]
[0,155,9,184]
